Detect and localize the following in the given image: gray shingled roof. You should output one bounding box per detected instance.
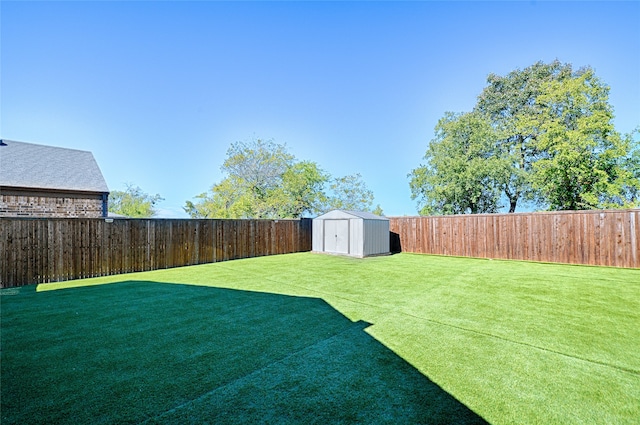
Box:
[0,140,109,193]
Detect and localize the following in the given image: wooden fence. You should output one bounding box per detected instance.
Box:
[389,209,639,269]
[0,218,312,288]
[3,210,637,288]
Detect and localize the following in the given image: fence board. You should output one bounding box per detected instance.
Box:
[1,218,312,288]
[389,209,640,269]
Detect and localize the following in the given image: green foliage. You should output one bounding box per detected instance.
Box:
[184,139,309,219]
[222,139,295,202]
[184,179,249,219]
[108,184,163,217]
[280,161,331,218]
[620,128,640,204]
[185,138,380,218]
[475,60,575,212]
[411,60,640,214]
[327,173,375,212]
[409,112,507,215]
[531,70,635,209]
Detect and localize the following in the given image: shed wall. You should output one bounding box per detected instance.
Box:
[363,219,390,256]
[312,219,323,252]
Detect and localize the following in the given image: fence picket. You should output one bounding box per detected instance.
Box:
[1,218,313,288]
[389,209,640,269]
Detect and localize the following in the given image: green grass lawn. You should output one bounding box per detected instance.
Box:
[2,253,639,424]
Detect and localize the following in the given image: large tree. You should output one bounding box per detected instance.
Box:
[409,111,506,215]
[327,173,376,212]
[410,60,639,214]
[109,184,163,217]
[531,70,636,209]
[185,139,381,218]
[185,139,325,219]
[474,60,574,212]
[279,161,330,218]
[221,139,294,205]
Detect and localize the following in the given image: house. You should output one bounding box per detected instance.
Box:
[0,139,110,218]
[312,210,390,258]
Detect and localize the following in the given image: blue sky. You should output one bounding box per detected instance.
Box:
[2,1,639,217]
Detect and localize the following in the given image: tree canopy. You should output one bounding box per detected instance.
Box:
[185,139,381,218]
[531,69,636,210]
[410,60,639,215]
[326,173,375,212]
[409,111,506,215]
[108,184,164,218]
[474,60,575,212]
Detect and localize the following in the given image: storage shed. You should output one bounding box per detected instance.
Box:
[312,210,390,258]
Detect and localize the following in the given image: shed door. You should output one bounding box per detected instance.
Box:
[324,219,349,254]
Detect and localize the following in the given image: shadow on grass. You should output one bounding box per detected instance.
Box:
[2,281,487,424]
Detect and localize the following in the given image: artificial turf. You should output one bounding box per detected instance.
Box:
[1,253,638,424]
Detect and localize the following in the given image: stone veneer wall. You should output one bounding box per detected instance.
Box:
[0,188,105,218]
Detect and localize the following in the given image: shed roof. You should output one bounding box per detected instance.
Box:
[0,139,109,193]
[315,209,388,221]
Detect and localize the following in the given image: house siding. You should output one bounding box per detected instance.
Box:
[0,188,105,218]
